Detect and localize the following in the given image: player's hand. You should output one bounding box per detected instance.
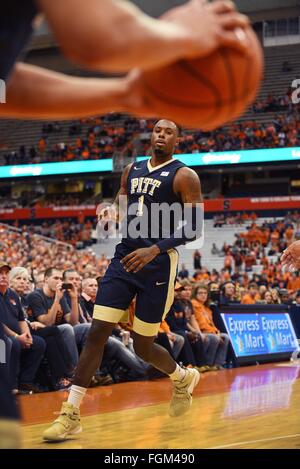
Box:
[281,240,300,271]
[96,203,118,224]
[121,246,160,273]
[122,69,154,118]
[162,0,250,57]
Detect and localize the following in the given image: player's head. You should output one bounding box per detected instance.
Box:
[151,119,178,158]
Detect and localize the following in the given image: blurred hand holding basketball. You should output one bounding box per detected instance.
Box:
[161,0,250,58]
[125,1,264,130]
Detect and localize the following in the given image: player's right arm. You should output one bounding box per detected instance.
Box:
[38,0,249,72]
[97,163,132,224]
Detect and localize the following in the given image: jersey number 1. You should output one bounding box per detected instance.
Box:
[136,195,144,216]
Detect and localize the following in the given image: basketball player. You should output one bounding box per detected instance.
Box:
[1,0,250,119]
[43,119,204,440]
[281,241,300,271]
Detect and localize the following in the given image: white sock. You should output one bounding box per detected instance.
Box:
[67,385,87,408]
[169,364,186,382]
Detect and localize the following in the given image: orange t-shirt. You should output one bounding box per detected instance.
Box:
[241,294,259,304]
[191,299,219,334]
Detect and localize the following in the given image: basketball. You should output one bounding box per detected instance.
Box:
[140,27,264,130]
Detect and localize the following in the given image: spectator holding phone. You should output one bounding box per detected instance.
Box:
[27,267,83,371]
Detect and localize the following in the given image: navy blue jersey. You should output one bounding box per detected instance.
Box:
[120,158,186,250]
[0,0,38,80]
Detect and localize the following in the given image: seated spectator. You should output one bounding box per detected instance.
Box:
[166,282,207,369]
[178,264,189,280]
[27,267,87,372]
[63,269,92,328]
[279,289,292,305]
[80,277,98,318]
[270,288,281,304]
[158,320,185,361]
[191,284,230,369]
[219,282,240,305]
[9,267,72,390]
[166,303,204,368]
[0,262,46,393]
[260,290,274,304]
[241,282,260,304]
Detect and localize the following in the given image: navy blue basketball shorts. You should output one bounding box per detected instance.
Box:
[94,244,178,336]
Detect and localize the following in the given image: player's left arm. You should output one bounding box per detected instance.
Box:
[121,167,203,273]
[173,166,203,204]
[2,63,151,119]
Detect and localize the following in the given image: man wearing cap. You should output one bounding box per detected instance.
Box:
[0,261,46,393]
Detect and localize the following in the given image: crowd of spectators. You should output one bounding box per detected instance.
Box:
[1,98,299,167]
[4,219,95,249]
[179,212,300,306]
[252,88,296,114]
[1,114,149,166]
[1,209,300,395]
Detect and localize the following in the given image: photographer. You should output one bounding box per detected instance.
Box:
[27,267,84,371]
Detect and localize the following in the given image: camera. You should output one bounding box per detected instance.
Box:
[61,283,73,290]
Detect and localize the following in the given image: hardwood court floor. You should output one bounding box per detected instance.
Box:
[20,362,300,449]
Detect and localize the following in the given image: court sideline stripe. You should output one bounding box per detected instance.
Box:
[208,433,300,449]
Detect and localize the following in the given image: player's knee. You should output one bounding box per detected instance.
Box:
[87,319,113,343]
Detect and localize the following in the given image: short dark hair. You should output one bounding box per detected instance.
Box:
[44,267,60,279]
[63,269,77,280]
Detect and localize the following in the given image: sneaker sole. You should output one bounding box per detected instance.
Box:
[43,426,82,442]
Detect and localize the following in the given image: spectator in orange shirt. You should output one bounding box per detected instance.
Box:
[191,284,229,368]
[241,282,260,304]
